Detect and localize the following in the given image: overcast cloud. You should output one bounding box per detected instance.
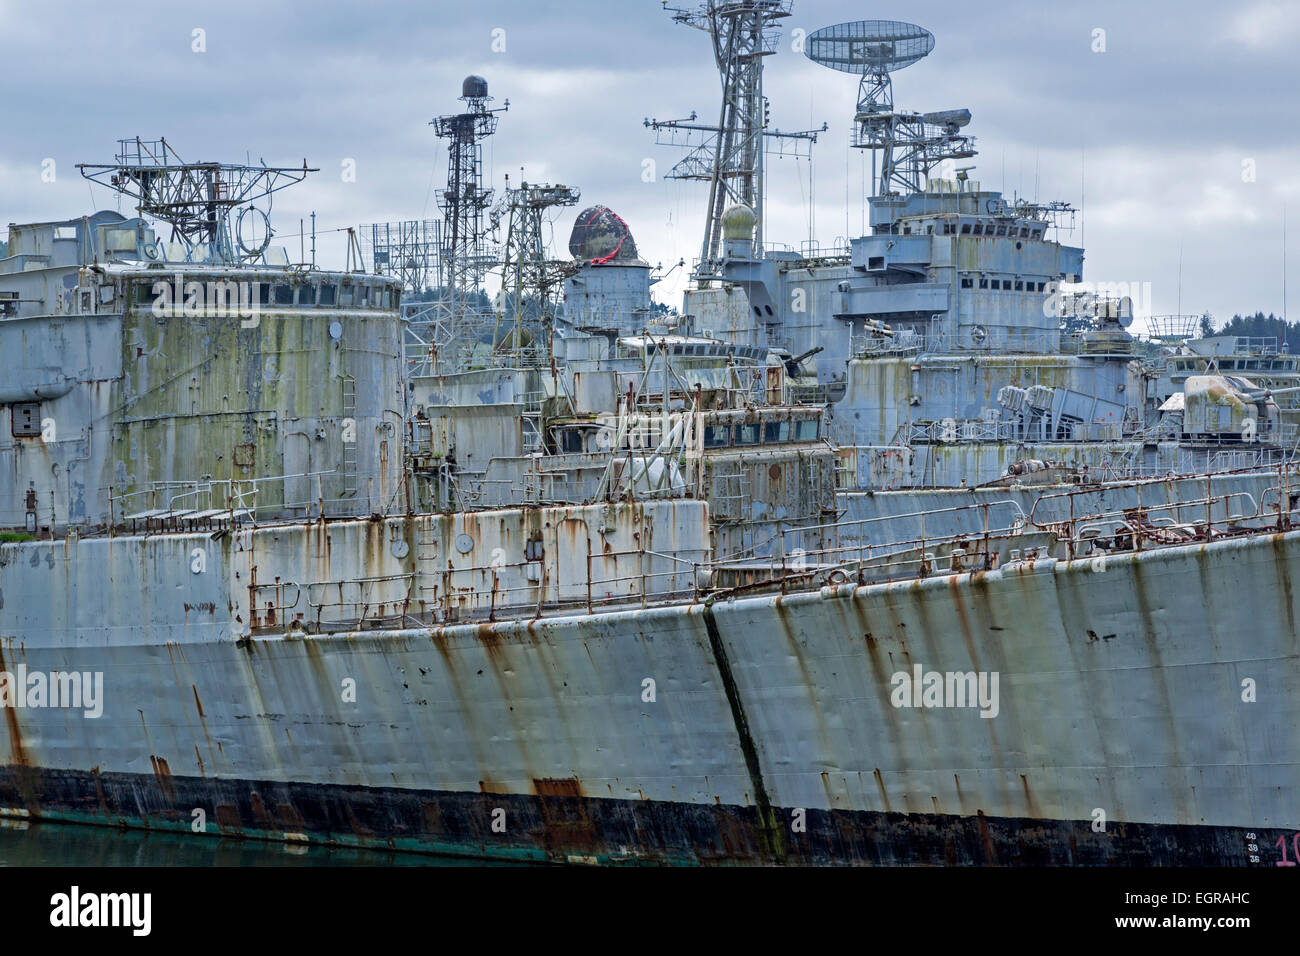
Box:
[2,0,1298,326]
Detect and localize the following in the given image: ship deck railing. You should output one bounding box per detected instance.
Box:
[708,499,1038,591]
[851,327,1072,359]
[104,468,1300,634]
[1024,476,1300,558]
[427,454,693,511]
[1027,482,1264,531]
[705,471,1300,596]
[785,498,1030,549]
[896,419,1126,445]
[1232,336,1282,355]
[850,334,924,357]
[247,545,711,633]
[1097,446,1298,482]
[1152,423,1300,447]
[735,522,1041,594]
[267,469,1300,627]
[101,469,393,537]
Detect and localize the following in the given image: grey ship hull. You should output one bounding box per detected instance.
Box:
[1,521,1295,865]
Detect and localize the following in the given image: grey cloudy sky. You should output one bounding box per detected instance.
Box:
[2,0,1298,326]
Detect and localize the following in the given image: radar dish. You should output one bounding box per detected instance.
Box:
[806,20,934,75]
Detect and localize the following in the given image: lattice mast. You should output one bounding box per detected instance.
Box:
[77,137,316,262]
[364,220,443,293]
[431,76,508,324]
[491,180,581,362]
[657,1,794,279]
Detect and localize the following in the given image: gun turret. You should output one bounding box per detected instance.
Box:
[784,346,824,376]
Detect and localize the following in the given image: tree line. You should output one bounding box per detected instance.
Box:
[1203,312,1300,350]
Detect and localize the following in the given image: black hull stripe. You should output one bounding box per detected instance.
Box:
[0,766,1263,866]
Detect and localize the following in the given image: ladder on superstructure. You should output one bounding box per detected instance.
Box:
[341,376,358,498]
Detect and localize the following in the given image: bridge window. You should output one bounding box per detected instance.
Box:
[704,425,730,447]
[961,277,973,288]
[560,429,583,453]
[734,423,760,446]
[320,284,337,305]
[972,224,983,236]
[979,277,989,289]
[298,284,316,306]
[274,284,294,305]
[764,421,790,443]
[1014,280,1024,291]
[960,223,971,234]
[795,419,819,441]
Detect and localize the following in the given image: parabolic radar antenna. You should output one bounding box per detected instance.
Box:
[805,19,934,75]
[806,20,974,197]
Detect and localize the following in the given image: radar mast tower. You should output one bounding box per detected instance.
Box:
[805,20,976,197]
[431,76,508,332]
[490,179,581,362]
[649,1,823,281]
[77,137,316,263]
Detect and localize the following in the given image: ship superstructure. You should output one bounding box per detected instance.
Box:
[1,141,405,534]
[1,12,1298,868]
[668,19,1296,490]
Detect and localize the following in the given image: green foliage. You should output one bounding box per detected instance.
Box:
[406,285,492,311]
[1213,311,1299,351]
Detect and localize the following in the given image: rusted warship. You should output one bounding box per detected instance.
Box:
[0,9,1296,866]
